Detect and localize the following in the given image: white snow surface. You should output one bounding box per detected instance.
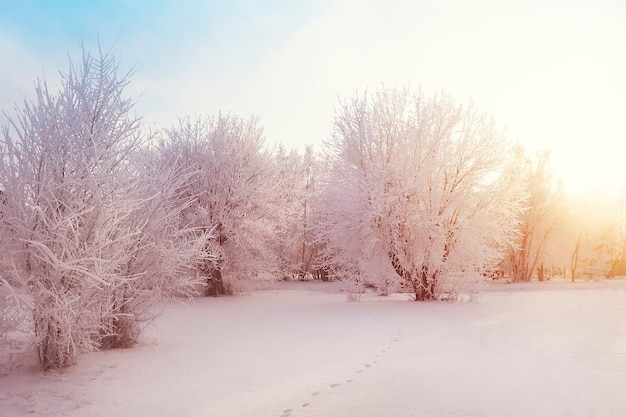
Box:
[1,279,625,417]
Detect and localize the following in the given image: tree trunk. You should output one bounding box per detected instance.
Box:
[418,266,436,301]
[205,267,226,296]
[389,250,438,301]
[571,232,582,282]
[412,279,425,302]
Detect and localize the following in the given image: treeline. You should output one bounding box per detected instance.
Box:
[1,48,624,370]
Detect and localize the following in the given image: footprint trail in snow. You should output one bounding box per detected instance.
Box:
[277,327,403,416]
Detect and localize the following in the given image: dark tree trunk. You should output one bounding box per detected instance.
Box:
[417,265,436,301]
[412,279,424,302]
[205,267,226,296]
[389,250,436,301]
[203,224,228,296]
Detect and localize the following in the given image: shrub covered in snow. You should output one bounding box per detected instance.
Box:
[159,114,296,294]
[0,47,212,370]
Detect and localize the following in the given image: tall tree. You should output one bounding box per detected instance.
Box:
[318,87,523,301]
[274,145,324,280]
[505,151,562,282]
[161,114,287,294]
[607,193,626,277]
[563,192,623,281]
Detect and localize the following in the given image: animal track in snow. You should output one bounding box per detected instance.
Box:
[279,408,293,417]
[279,328,404,417]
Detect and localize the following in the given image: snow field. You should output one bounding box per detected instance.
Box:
[1,279,625,417]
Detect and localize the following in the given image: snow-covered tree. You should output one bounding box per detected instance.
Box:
[607,193,626,277]
[273,145,324,280]
[160,114,287,294]
[318,86,523,301]
[0,47,210,370]
[559,192,622,281]
[504,150,562,282]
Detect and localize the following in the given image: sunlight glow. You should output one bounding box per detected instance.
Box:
[1,0,625,195]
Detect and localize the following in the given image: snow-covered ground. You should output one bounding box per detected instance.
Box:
[1,278,625,417]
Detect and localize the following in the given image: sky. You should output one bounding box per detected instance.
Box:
[1,0,625,195]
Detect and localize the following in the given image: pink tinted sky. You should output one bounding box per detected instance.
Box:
[1,0,625,193]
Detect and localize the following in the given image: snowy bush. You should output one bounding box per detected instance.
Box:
[160,114,291,294]
[0,281,32,342]
[318,86,523,301]
[0,47,212,370]
[95,155,214,349]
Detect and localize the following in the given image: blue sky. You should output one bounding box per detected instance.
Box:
[1,0,625,194]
